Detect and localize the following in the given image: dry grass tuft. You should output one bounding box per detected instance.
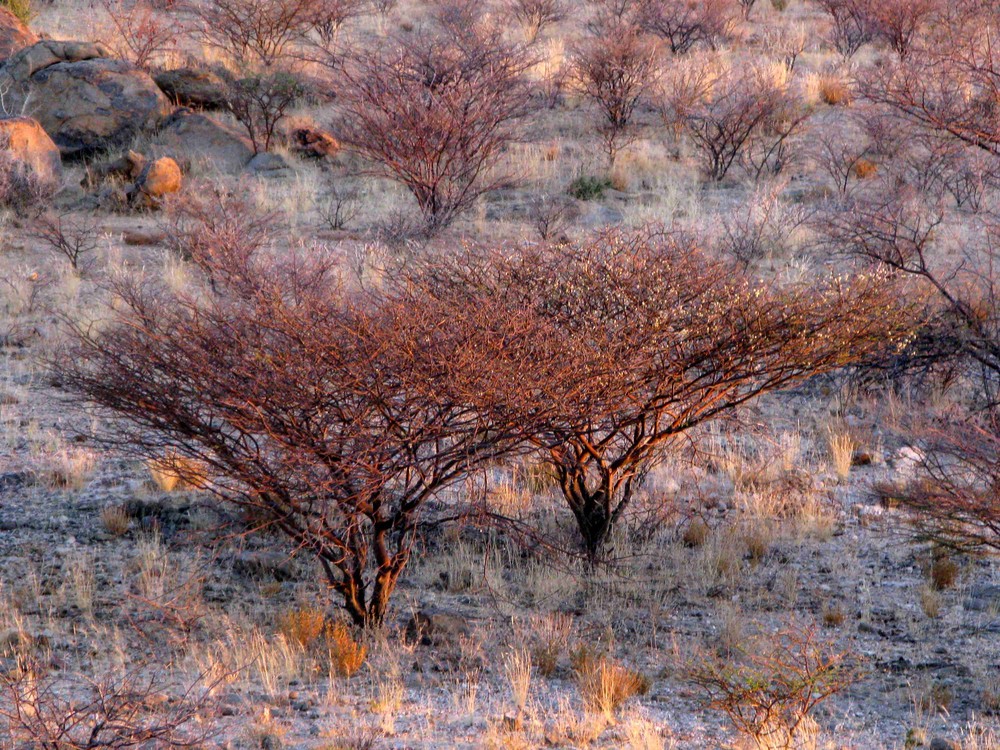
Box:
[929,554,959,591]
[529,612,573,678]
[827,430,856,482]
[100,504,131,536]
[326,620,367,677]
[818,75,851,106]
[279,605,326,648]
[573,650,650,720]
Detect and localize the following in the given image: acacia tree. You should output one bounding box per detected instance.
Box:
[410,228,913,560]
[860,2,1000,156]
[638,0,734,55]
[187,0,319,67]
[333,24,534,234]
[813,0,876,59]
[569,21,660,166]
[57,209,563,626]
[869,0,938,59]
[666,64,808,181]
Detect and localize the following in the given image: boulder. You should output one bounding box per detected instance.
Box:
[0,7,36,62]
[148,109,254,174]
[154,67,228,109]
[0,41,170,158]
[129,156,181,205]
[0,116,60,182]
[246,150,291,177]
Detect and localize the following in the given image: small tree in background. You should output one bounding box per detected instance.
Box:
[333,24,534,234]
[409,228,914,561]
[569,21,660,167]
[639,0,735,55]
[188,0,318,68]
[226,70,304,154]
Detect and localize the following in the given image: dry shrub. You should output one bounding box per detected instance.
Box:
[919,584,941,618]
[326,621,367,677]
[0,146,56,217]
[0,655,221,748]
[279,605,326,648]
[684,622,860,750]
[101,504,131,536]
[573,651,650,719]
[821,603,846,628]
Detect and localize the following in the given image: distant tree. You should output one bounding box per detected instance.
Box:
[666,64,808,181]
[869,0,939,59]
[506,0,566,43]
[639,0,734,55]
[410,228,913,560]
[333,25,534,234]
[813,0,876,59]
[569,21,659,166]
[189,0,318,68]
[225,70,304,154]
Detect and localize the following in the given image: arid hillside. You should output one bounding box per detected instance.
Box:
[1,0,999,748]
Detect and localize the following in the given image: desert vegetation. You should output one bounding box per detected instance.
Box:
[0,0,999,748]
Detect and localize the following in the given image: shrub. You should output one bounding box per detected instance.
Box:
[28,212,101,272]
[226,70,304,154]
[573,652,651,719]
[569,21,659,166]
[334,24,534,234]
[99,0,176,70]
[58,198,555,625]
[929,552,959,590]
[279,606,327,648]
[409,227,914,560]
[567,174,612,200]
[190,0,319,68]
[817,74,851,105]
[684,623,861,750]
[814,0,876,59]
[639,0,735,55]
[0,144,55,217]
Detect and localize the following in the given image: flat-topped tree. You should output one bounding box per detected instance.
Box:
[409,228,915,561]
[57,208,565,627]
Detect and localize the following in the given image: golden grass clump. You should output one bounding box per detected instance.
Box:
[572,649,651,720]
[929,554,959,591]
[279,606,326,649]
[818,75,851,106]
[100,504,130,536]
[827,430,856,482]
[146,452,207,492]
[326,620,367,677]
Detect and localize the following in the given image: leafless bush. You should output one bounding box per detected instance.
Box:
[409,227,913,559]
[684,622,861,750]
[870,0,939,59]
[639,0,735,55]
[666,63,808,181]
[737,0,756,19]
[100,0,177,70]
[527,193,578,240]
[319,183,360,230]
[569,22,659,166]
[813,0,876,59]
[308,0,365,45]
[333,25,534,233]
[0,656,221,749]
[188,0,318,68]
[893,414,1000,554]
[28,212,103,272]
[506,0,565,43]
[716,181,809,266]
[225,70,303,153]
[811,127,875,195]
